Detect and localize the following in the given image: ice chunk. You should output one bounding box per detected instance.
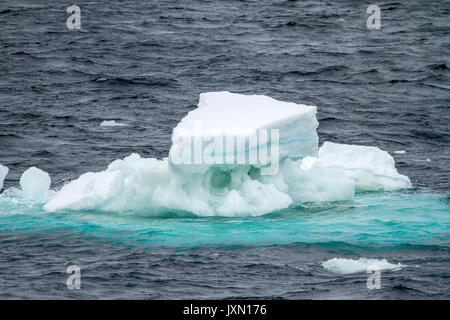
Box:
[42,143,412,216]
[44,152,357,216]
[0,164,9,191]
[318,142,412,191]
[45,153,293,216]
[44,171,124,212]
[169,91,318,173]
[322,258,405,274]
[280,158,355,202]
[20,167,51,201]
[100,120,128,127]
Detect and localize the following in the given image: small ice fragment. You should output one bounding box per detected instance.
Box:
[322,258,405,274]
[0,164,9,191]
[394,150,406,154]
[299,156,318,170]
[20,167,51,201]
[100,120,128,127]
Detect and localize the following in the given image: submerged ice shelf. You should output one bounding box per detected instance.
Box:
[1,92,412,216]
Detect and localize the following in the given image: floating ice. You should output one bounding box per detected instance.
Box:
[44,154,292,216]
[100,120,128,127]
[322,257,405,274]
[318,142,412,191]
[43,155,354,215]
[44,92,412,216]
[169,91,318,173]
[282,158,355,202]
[20,167,51,201]
[0,164,8,191]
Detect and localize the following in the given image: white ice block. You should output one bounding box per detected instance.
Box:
[318,142,412,191]
[20,167,51,201]
[0,164,8,191]
[322,258,405,274]
[169,91,318,173]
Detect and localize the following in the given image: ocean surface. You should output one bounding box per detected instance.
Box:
[0,0,449,299]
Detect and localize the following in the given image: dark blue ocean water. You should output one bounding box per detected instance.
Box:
[0,0,449,299]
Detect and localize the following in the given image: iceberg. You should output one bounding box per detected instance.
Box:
[0,164,8,191]
[44,92,411,216]
[20,167,51,201]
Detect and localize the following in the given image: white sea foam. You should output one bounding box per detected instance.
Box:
[0,164,8,191]
[100,120,128,127]
[394,150,406,154]
[322,258,405,274]
[43,92,412,216]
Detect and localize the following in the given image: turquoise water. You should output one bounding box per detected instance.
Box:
[1,189,448,248]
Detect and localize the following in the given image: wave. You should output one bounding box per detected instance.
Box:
[90,76,179,87]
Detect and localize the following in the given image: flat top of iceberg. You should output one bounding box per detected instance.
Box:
[175,91,317,135]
